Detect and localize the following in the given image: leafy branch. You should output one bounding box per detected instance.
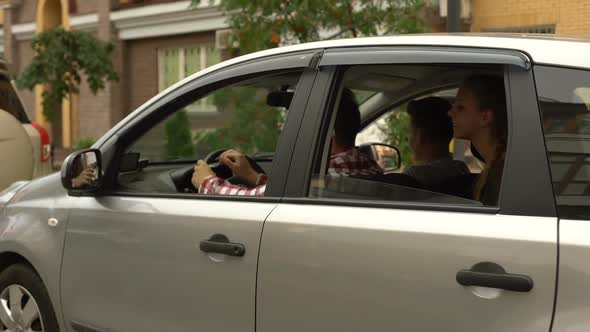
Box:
[16,27,119,121]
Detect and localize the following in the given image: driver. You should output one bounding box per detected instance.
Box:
[192,88,382,196]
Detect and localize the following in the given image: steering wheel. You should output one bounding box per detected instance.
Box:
[205,148,266,185]
[170,149,266,193]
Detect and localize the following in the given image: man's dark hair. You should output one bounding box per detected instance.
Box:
[407,97,453,145]
[333,88,360,147]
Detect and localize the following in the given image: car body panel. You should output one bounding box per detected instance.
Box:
[60,196,275,332]
[0,173,70,331]
[552,219,590,332]
[258,204,557,332]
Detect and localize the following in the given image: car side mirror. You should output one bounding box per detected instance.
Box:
[361,143,401,173]
[61,149,102,195]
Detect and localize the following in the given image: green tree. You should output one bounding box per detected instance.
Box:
[192,0,426,54]
[164,111,195,160]
[190,0,426,160]
[16,27,119,121]
[379,106,413,167]
[73,136,97,151]
[194,86,284,156]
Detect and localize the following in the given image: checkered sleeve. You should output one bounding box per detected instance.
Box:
[199,175,267,196]
[328,150,382,176]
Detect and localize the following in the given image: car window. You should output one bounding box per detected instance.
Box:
[308,64,509,207]
[535,65,590,219]
[118,70,303,195]
[0,75,29,124]
[356,88,484,173]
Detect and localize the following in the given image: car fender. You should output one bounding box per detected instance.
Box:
[0,173,71,332]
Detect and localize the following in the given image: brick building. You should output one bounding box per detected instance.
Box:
[0,0,589,153]
[432,0,590,34]
[0,0,228,155]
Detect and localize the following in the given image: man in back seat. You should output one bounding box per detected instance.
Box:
[403,97,470,188]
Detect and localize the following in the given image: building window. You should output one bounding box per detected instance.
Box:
[482,24,556,34]
[158,45,221,113]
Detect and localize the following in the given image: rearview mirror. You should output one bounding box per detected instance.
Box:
[360,143,401,173]
[61,149,102,195]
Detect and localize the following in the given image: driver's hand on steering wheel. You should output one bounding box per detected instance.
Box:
[192,160,215,190]
[219,149,260,185]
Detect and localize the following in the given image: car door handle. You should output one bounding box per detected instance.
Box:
[456,262,533,292]
[200,234,245,257]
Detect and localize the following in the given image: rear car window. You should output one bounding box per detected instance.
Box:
[535,65,590,219]
[308,64,508,207]
[0,74,29,123]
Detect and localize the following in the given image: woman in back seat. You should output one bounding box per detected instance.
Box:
[448,74,508,206]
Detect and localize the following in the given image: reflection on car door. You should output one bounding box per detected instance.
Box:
[258,205,556,332]
[61,197,272,332]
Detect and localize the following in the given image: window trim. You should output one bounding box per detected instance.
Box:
[99,190,283,203]
[284,46,556,217]
[281,197,499,214]
[97,50,324,199]
[320,46,531,70]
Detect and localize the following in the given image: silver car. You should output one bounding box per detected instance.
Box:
[0,34,589,332]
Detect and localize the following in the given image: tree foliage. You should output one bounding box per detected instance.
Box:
[188,0,426,159]
[194,87,284,156]
[164,111,195,160]
[192,0,426,54]
[379,106,413,167]
[16,27,119,121]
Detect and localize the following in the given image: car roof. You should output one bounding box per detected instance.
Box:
[173,34,590,92]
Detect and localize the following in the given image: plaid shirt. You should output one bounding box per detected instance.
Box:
[199,148,381,197]
[328,148,382,176]
[199,174,269,196]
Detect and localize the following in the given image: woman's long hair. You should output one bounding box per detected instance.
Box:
[461,74,508,201]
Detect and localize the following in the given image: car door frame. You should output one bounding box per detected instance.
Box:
[255,45,561,332]
[283,45,557,218]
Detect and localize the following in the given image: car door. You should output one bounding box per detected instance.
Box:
[533,65,590,331]
[257,47,558,332]
[59,50,320,332]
